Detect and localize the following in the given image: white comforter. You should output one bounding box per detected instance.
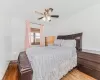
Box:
[26,46,77,80]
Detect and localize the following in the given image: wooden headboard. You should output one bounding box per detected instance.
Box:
[57,33,83,51]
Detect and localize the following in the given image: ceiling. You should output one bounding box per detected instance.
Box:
[1,0,100,21]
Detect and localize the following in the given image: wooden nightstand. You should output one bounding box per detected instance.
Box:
[45,36,55,46]
[77,51,100,80]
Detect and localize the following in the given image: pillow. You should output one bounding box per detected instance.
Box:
[61,40,76,48]
[54,39,63,46]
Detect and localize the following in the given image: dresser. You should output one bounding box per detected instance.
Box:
[77,51,100,80]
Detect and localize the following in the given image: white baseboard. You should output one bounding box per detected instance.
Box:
[82,49,100,55]
[0,62,9,80]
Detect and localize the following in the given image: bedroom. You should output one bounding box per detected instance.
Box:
[0,0,100,80]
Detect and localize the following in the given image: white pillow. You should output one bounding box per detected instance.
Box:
[61,40,76,48]
[54,39,62,46]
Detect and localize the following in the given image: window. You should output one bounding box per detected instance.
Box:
[35,33,40,39]
[31,33,34,43]
[31,32,40,45]
[35,33,40,44]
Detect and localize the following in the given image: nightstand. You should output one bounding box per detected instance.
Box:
[45,36,55,46]
[77,51,100,80]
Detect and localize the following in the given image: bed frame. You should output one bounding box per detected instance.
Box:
[18,33,83,80]
[57,33,83,51]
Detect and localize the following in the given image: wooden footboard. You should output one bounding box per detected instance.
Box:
[18,51,33,80]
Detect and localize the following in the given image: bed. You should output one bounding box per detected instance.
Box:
[18,33,82,80]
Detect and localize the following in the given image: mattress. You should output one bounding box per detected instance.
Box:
[26,46,77,80]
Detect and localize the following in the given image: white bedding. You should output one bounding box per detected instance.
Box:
[26,46,77,80]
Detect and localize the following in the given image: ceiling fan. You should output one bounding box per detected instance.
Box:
[35,8,59,22]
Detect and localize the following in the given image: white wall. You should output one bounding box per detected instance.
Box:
[0,15,12,80]
[53,4,100,53]
[0,16,26,79]
[0,1,12,79]
[0,1,26,78]
[11,18,26,60]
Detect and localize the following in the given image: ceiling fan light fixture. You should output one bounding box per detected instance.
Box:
[35,8,59,22]
[47,16,51,22]
[42,17,46,21]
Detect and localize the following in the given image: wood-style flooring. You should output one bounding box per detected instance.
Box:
[2,63,19,80]
[3,63,96,80]
[61,69,96,80]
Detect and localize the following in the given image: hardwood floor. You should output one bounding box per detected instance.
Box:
[61,69,96,80]
[2,63,18,80]
[3,63,96,80]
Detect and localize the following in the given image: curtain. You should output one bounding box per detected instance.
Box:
[25,20,31,50]
[40,25,45,46]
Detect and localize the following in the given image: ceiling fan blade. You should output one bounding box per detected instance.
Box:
[38,17,43,20]
[51,15,59,18]
[35,11,43,15]
[49,8,53,12]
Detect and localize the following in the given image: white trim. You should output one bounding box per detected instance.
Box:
[82,48,100,55]
[0,62,9,80]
